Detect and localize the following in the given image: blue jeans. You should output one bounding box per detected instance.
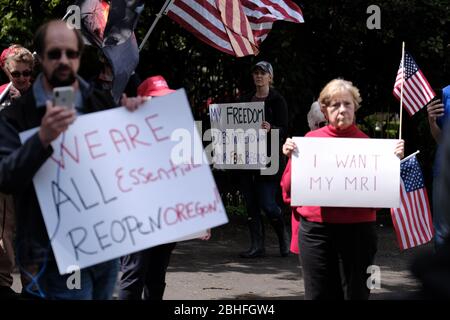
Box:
[37,259,119,300]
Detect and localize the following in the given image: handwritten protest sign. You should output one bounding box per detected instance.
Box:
[209,102,266,169]
[291,137,400,208]
[20,89,228,275]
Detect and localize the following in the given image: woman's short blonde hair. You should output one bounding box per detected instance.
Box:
[318,79,362,110]
[4,45,34,71]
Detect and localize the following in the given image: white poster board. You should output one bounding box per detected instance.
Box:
[20,89,228,274]
[209,102,266,169]
[291,137,400,208]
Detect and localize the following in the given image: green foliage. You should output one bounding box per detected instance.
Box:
[225,205,247,217]
[0,0,71,46]
[1,0,448,184]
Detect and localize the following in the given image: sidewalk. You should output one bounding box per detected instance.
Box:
[11,217,431,300]
[163,218,430,300]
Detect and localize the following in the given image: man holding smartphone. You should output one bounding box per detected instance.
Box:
[427,84,450,250]
[0,20,144,300]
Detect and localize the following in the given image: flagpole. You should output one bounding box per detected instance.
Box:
[61,7,74,21]
[139,0,175,51]
[399,42,405,140]
[401,150,420,163]
[0,82,12,103]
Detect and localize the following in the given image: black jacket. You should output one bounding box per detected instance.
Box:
[0,85,116,265]
[240,88,288,178]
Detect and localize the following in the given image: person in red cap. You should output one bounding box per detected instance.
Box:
[118,75,177,301]
[0,45,34,108]
[0,44,34,299]
[137,75,175,97]
[0,46,15,96]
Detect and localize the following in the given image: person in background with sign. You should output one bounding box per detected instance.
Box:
[426,85,450,250]
[0,20,144,300]
[281,79,405,299]
[239,61,289,258]
[118,75,178,301]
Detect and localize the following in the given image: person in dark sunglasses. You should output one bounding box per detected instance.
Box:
[0,45,34,108]
[0,20,145,301]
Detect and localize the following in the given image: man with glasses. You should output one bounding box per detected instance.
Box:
[0,20,143,300]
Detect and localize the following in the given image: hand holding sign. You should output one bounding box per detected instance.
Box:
[261,120,271,132]
[120,93,147,112]
[282,137,297,158]
[21,90,228,274]
[394,139,405,159]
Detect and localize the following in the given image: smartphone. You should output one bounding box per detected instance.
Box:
[53,86,75,109]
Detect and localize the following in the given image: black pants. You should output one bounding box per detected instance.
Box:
[240,174,282,220]
[299,217,377,300]
[118,242,176,300]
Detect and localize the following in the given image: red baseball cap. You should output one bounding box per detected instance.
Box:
[137,75,175,97]
[0,47,12,69]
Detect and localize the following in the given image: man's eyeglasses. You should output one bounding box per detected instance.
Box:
[10,70,32,78]
[46,49,80,60]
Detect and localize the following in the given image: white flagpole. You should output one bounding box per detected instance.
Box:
[61,8,74,21]
[399,42,405,140]
[401,150,420,163]
[0,82,12,103]
[139,0,175,52]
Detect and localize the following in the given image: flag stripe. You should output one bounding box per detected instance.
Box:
[391,207,408,250]
[243,0,304,23]
[393,87,415,116]
[174,0,229,40]
[411,190,427,242]
[417,71,436,98]
[390,155,433,250]
[397,205,414,248]
[392,52,436,116]
[416,190,431,239]
[398,185,416,246]
[168,0,234,55]
[403,187,420,245]
[167,0,303,56]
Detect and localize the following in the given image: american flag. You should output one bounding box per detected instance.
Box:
[242,0,304,44]
[393,51,435,116]
[166,0,304,57]
[390,155,434,250]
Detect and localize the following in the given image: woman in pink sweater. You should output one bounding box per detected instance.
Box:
[281,79,404,300]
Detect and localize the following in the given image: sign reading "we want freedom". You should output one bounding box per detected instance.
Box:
[20,90,228,275]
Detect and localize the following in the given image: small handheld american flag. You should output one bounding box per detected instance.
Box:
[390,155,434,250]
[393,51,436,116]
